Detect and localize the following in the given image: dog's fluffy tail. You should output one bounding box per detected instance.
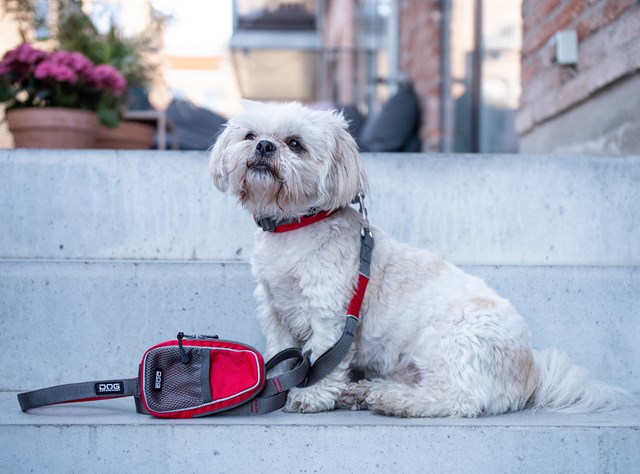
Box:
[529,348,629,413]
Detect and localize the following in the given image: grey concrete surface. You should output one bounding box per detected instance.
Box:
[1,392,638,474]
[1,260,637,391]
[2,150,639,265]
[2,149,639,473]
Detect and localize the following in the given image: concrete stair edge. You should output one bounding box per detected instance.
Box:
[1,392,638,474]
[2,149,639,265]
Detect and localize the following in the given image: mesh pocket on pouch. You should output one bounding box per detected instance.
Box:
[143,347,204,413]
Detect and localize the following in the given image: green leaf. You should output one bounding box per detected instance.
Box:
[0,82,11,102]
[96,106,120,128]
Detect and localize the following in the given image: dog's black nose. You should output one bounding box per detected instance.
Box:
[256,140,276,155]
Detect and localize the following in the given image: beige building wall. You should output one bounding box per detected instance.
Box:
[152,0,240,116]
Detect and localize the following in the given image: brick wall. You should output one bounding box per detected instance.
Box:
[399,0,442,151]
[518,0,640,137]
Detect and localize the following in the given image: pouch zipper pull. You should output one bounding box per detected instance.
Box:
[176,332,191,364]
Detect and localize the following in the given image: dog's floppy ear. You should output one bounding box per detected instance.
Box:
[209,123,234,192]
[321,110,369,210]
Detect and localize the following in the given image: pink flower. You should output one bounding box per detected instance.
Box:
[50,50,95,78]
[1,44,49,80]
[2,42,127,119]
[90,64,127,95]
[3,43,48,67]
[34,61,78,83]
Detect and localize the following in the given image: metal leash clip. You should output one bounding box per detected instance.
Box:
[355,191,372,237]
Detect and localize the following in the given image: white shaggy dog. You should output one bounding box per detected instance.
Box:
[209,101,623,417]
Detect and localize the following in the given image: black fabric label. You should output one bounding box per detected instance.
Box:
[154,370,163,391]
[94,381,125,395]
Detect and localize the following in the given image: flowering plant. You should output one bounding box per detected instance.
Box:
[0,43,127,126]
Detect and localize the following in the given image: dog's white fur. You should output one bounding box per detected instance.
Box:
[210,101,624,417]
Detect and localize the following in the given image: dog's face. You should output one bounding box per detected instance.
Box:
[210,101,367,219]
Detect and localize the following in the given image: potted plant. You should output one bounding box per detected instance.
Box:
[0,42,126,148]
[2,0,166,149]
[83,27,158,150]
[54,0,163,149]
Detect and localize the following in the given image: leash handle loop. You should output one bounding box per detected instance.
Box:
[17,378,139,412]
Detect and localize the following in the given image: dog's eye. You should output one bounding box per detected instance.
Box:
[287,138,304,153]
[245,133,256,141]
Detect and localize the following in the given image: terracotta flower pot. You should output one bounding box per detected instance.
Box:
[95,121,155,149]
[7,107,98,149]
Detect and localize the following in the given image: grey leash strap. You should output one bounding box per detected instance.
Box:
[18,349,308,416]
[305,229,374,387]
[17,378,139,412]
[304,316,359,387]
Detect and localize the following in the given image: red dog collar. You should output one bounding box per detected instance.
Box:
[254,209,337,233]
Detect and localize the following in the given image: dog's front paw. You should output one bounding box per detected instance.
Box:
[336,381,372,411]
[283,386,336,413]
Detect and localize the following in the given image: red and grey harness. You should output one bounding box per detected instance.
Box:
[255,193,374,386]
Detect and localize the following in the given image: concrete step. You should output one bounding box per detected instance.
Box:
[2,149,639,265]
[1,259,637,392]
[1,391,638,473]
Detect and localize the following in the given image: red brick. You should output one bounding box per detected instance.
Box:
[529,0,561,24]
[521,54,543,84]
[425,129,441,141]
[579,5,640,69]
[574,0,637,42]
[576,9,604,42]
[399,0,442,150]
[604,0,636,24]
[523,1,588,56]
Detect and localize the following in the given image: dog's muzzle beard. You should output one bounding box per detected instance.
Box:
[241,147,287,211]
[247,159,281,181]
